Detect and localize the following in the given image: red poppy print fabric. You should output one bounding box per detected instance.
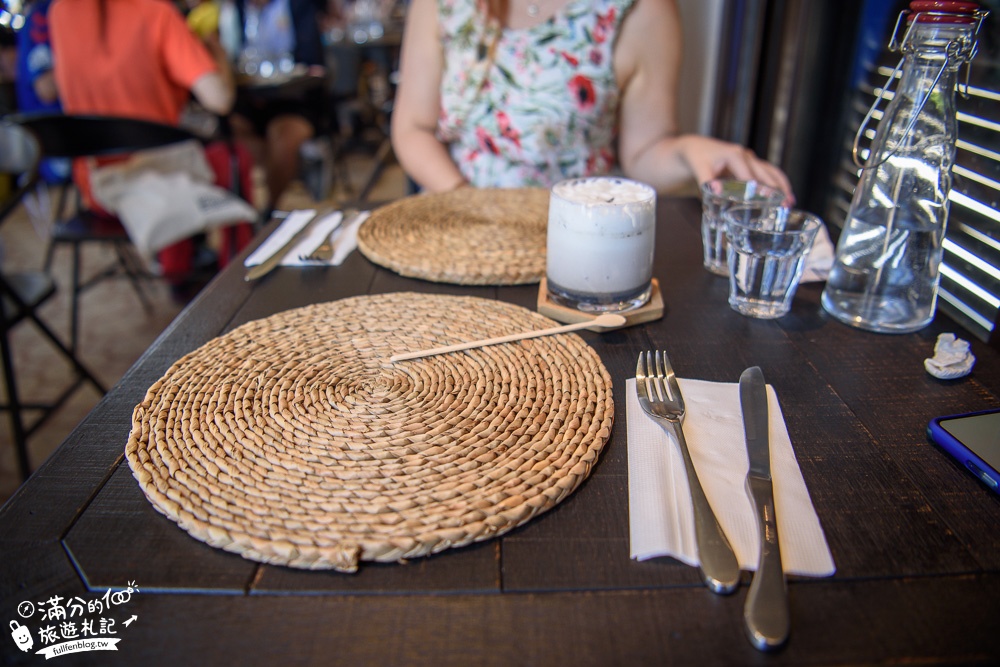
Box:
[436,0,634,188]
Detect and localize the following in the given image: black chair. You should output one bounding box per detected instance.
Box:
[12,113,202,355]
[0,120,106,480]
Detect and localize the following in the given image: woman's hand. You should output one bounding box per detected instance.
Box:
[676,135,794,203]
[616,0,795,204]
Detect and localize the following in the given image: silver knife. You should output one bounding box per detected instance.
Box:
[244,210,322,281]
[739,366,790,651]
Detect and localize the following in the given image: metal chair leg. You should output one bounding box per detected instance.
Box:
[26,309,106,395]
[0,322,31,480]
[113,241,155,314]
[1,288,107,481]
[70,241,81,356]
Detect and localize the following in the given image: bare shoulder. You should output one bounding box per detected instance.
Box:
[616,0,681,79]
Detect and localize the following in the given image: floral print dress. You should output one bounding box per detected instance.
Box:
[437,0,635,188]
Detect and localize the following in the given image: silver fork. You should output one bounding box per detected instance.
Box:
[299,208,356,262]
[636,350,740,594]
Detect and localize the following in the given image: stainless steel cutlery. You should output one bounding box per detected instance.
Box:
[635,350,740,595]
[244,210,323,281]
[636,354,790,650]
[299,208,358,263]
[739,366,789,651]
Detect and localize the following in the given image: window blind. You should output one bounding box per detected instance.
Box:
[825,58,1000,342]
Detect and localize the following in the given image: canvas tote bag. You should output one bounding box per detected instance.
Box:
[89,139,257,258]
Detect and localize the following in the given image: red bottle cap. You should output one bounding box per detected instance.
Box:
[908,1,979,23]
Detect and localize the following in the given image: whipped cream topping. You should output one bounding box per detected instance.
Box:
[553,177,655,206]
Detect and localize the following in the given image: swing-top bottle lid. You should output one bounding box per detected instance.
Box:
[908,1,979,23]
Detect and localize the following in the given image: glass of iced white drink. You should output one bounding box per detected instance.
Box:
[546,177,656,313]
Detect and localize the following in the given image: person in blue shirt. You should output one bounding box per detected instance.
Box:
[14,0,69,184]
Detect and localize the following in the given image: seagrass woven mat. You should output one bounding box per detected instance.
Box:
[356,187,549,285]
[125,292,614,572]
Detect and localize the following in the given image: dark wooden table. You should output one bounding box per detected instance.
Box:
[2,198,999,665]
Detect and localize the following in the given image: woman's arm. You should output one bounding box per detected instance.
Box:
[614,0,792,199]
[390,0,468,192]
[191,33,236,116]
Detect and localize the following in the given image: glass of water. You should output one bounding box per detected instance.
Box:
[700,180,785,276]
[723,205,822,319]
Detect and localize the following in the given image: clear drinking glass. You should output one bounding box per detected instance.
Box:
[700,180,785,276]
[546,177,656,313]
[725,205,822,319]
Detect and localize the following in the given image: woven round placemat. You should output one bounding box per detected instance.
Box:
[126,292,613,572]
[356,187,549,285]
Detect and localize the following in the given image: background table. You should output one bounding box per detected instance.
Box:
[2,197,999,665]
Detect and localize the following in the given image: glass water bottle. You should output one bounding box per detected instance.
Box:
[821,1,988,333]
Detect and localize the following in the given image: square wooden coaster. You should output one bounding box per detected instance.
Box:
[537,278,664,328]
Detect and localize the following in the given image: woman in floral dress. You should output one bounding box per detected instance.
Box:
[391,0,792,199]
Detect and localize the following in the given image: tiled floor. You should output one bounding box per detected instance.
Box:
[0,152,407,503]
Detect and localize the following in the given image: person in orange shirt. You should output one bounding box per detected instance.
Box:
[50,0,234,182]
[48,0,243,297]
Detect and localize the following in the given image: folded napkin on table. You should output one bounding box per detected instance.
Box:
[800,222,835,283]
[627,377,836,577]
[328,210,371,265]
[243,209,371,268]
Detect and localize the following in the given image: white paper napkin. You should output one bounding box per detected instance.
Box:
[329,210,370,266]
[243,209,370,268]
[244,209,329,267]
[627,377,835,577]
[800,222,835,283]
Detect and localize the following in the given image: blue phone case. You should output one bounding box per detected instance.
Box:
[927,409,1000,495]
